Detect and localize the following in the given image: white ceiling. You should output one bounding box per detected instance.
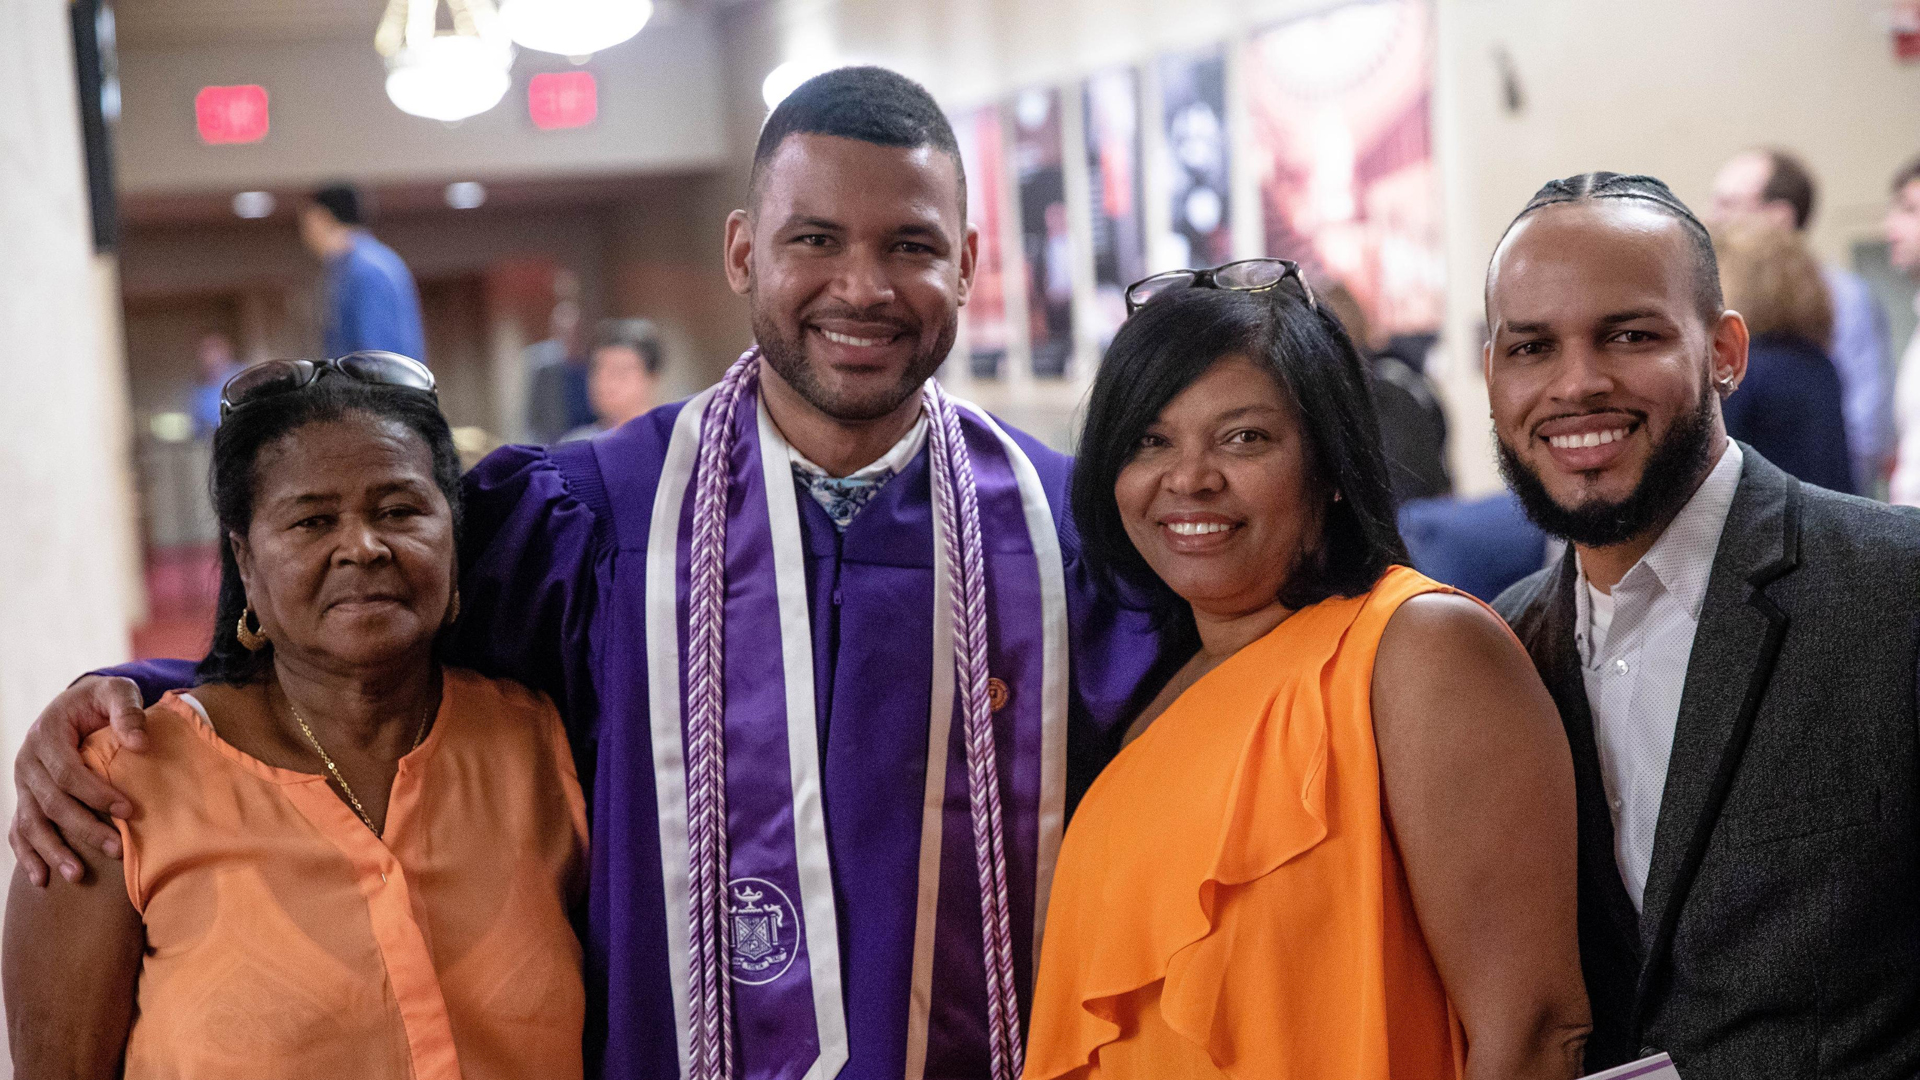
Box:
[110,0,718,50]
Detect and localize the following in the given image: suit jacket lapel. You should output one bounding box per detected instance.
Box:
[1630,449,1803,1039]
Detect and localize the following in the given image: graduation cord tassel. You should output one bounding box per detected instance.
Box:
[925,380,1025,1080]
[685,348,760,1080]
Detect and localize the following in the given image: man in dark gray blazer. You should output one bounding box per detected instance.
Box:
[1486,172,1920,1078]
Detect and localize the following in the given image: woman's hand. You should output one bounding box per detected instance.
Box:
[1373,593,1591,1080]
[10,676,148,886]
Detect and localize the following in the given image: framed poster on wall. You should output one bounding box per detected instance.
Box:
[1158,47,1233,271]
[1246,0,1444,337]
[955,105,1011,378]
[1012,87,1074,378]
[1083,67,1147,352]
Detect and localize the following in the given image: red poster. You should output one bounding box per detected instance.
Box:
[956,106,1010,378]
[1247,0,1443,335]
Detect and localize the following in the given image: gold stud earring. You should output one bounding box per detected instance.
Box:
[236,606,269,651]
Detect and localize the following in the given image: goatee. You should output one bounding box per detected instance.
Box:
[750,304,953,423]
[1497,388,1717,548]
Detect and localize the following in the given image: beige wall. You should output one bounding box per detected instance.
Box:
[0,1,144,1047]
[730,0,1920,486]
[115,16,730,194]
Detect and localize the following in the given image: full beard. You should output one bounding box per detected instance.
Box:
[1497,385,1717,548]
[751,305,956,423]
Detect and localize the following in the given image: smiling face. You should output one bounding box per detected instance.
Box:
[233,413,455,675]
[1485,200,1745,547]
[1114,354,1320,620]
[726,133,977,422]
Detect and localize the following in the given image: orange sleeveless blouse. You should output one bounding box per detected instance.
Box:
[81,667,589,1080]
[1024,567,1468,1080]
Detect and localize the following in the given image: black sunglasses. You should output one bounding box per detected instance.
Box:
[1124,258,1318,316]
[218,351,436,420]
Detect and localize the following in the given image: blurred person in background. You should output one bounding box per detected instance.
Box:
[1885,157,1920,504]
[1325,284,1549,600]
[299,183,427,364]
[560,318,662,442]
[1321,282,1450,503]
[1709,149,1891,492]
[187,331,243,439]
[524,298,594,444]
[5,355,586,1079]
[1712,220,1853,493]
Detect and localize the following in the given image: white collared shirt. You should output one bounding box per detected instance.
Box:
[1574,439,1744,911]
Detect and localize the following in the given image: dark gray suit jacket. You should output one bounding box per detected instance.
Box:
[1495,447,1920,1078]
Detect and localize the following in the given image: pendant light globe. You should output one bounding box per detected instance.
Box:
[385,33,513,121]
[499,0,652,59]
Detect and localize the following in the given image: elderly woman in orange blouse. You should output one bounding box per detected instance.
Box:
[3,354,586,1080]
[1023,263,1590,1080]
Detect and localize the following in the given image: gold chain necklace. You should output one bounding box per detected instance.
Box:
[283,691,433,835]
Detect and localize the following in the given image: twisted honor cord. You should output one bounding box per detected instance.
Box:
[683,351,1022,1080]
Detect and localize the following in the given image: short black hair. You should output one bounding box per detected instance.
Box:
[198,375,462,686]
[1498,172,1723,326]
[310,182,363,226]
[593,317,663,375]
[749,66,965,215]
[1759,149,1817,231]
[1895,155,1920,195]
[1072,284,1408,626]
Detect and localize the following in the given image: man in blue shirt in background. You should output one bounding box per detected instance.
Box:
[299,182,427,363]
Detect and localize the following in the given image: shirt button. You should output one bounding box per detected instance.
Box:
[1613,658,1630,675]
[1611,797,1624,812]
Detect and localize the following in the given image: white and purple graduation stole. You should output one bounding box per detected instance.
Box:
[644,349,1068,1080]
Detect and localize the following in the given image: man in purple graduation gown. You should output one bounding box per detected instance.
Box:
[10,68,1174,1080]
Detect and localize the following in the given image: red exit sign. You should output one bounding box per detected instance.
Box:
[195,84,269,144]
[528,71,597,131]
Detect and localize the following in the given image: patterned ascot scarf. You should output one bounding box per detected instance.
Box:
[788,413,930,530]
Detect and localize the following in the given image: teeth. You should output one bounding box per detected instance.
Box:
[1547,427,1630,450]
[820,328,893,348]
[1167,521,1233,536]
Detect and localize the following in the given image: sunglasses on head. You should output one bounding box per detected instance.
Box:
[218,351,437,420]
[1124,258,1318,316]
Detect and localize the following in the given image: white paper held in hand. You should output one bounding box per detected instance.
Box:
[1582,1052,1681,1080]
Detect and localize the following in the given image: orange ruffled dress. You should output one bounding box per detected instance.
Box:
[1024,566,1467,1080]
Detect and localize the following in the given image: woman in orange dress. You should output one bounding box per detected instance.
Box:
[4,355,587,1080]
[1024,263,1590,1080]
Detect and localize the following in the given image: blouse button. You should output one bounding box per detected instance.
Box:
[1613,658,1630,675]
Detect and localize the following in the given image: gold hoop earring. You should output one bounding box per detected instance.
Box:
[236,606,269,652]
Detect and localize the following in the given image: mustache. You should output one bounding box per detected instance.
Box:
[1528,406,1648,439]
[803,304,916,333]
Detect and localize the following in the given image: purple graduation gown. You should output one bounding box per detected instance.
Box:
[108,397,1175,1080]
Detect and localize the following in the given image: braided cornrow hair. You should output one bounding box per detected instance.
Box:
[1502,171,1724,325]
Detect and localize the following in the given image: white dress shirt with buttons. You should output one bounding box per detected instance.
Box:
[1574,439,1744,912]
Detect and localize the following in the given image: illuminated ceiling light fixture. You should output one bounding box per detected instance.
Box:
[445,181,487,209]
[761,58,834,111]
[375,0,513,122]
[499,0,652,60]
